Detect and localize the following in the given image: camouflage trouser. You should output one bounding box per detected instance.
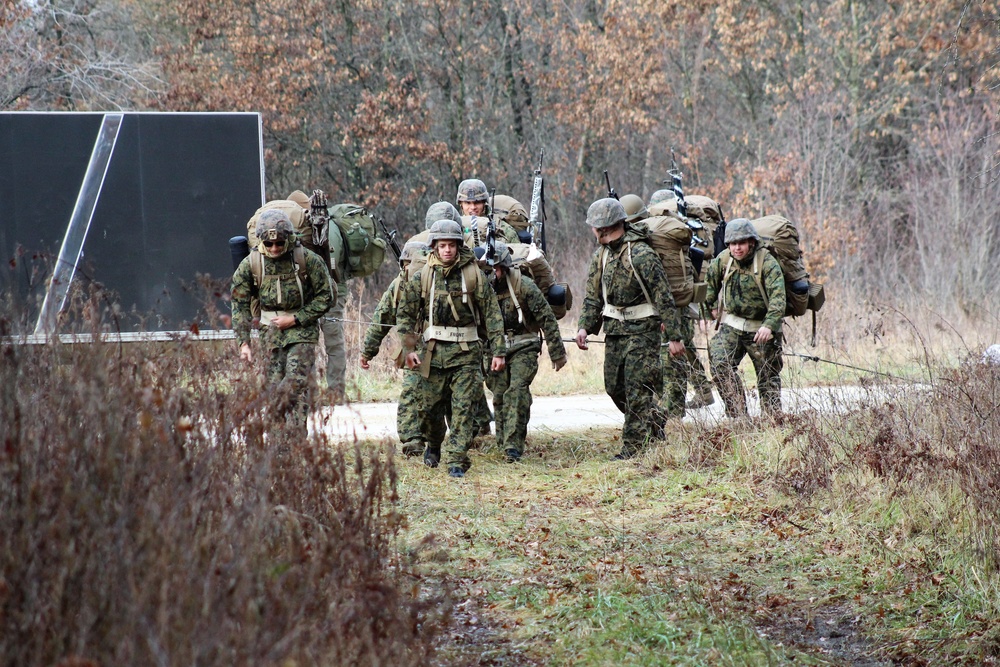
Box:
[709,324,783,418]
[414,362,485,471]
[397,368,447,455]
[321,298,346,395]
[661,308,693,419]
[486,342,540,456]
[266,342,317,431]
[606,330,665,456]
[473,354,494,434]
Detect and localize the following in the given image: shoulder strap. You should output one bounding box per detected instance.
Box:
[505,270,524,325]
[627,242,655,307]
[250,250,263,291]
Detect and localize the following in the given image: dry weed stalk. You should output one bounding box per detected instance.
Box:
[0,302,451,666]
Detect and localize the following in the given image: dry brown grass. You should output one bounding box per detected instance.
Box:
[0,292,452,666]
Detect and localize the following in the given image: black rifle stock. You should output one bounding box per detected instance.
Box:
[486,188,498,265]
[378,216,402,262]
[603,170,619,200]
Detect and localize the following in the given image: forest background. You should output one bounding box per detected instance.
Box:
[4,0,1000,324]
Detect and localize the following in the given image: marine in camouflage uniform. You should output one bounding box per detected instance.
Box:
[396,220,507,477]
[408,202,489,435]
[576,198,686,459]
[457,178,521,247]
[232,209,334,431]
[486,242,567,462]
[359,241,447,456]
[703,218,786,419]
[622,194,691,420]
[456,180,507,436]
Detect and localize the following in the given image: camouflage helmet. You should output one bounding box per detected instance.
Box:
[427,219,465,246]
[255,209,296,250]
[620,194,649,223]
[724,218,760,244]
[649,189,676,207]
[456,178,489,203]
[492,194,528,227]
[488,241,514,269]
[399,240,430,266]
[424,201,462,230]
[586,198,627,229]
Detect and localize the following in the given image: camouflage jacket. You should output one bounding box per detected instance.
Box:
[705,247,786,332]
[578,228,683,340]
[361,272,403,361]
[462,215,521,246]
[493,269,567,361]
[232,247,334,349]
[396,247,506,369]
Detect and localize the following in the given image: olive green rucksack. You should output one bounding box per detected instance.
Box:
[327,203,388,281]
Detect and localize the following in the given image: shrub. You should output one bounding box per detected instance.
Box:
[0,311,449,666]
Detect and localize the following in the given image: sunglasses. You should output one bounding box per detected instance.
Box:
[262,240,283,248]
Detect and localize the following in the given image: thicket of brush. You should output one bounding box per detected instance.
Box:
[0,303,450,666]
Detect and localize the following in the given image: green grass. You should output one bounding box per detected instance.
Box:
[379,418,1000,666]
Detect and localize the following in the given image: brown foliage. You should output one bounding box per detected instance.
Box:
[0,303,449,666]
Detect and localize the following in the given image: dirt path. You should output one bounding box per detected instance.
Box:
[314,384,908,442]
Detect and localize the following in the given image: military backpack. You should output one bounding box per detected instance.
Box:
[749,215,825,319]
[327,203,388,281]
[627,218,706,308]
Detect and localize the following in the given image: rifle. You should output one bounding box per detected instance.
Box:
[308,189,332,268]
[713,204,728,257]
[667,148,686,218]
[603,170,619,200]
[485,188,498,266]
[527,150,547,252]
[377,216,402,262]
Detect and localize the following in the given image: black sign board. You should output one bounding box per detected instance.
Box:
[0,112,264,334]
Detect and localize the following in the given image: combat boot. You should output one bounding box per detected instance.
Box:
[401,440,424,458]
[423,446,441,468]
[448,466,465,478]
[504,448,522,463]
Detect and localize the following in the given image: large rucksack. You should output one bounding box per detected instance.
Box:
[507,242,573,319]
[630,217,705,308]
[328,203,388,280]
[649,194,723,275]
[749,215,825,319]
[248,200,314,248]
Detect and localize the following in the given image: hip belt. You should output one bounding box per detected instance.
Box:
[602,302,658,321]
[722,313,763,333]
[423,325,479,343]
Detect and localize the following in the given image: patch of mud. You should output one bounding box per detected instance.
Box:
[757,602,892,666]
[432,592,543,667]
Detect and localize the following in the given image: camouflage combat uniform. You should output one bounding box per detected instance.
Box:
[579,226,683,458]
[488,268,567,459]
[232,246,334,428]
[704,247,786,418]
[396,246,506,472]
[661,305,695,418]
[361,272,447,454]
[320,253,349,399]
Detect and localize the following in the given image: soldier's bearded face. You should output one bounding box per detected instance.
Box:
[461,200,486,216]
[729,239,753,261]
[436,240,459,263]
